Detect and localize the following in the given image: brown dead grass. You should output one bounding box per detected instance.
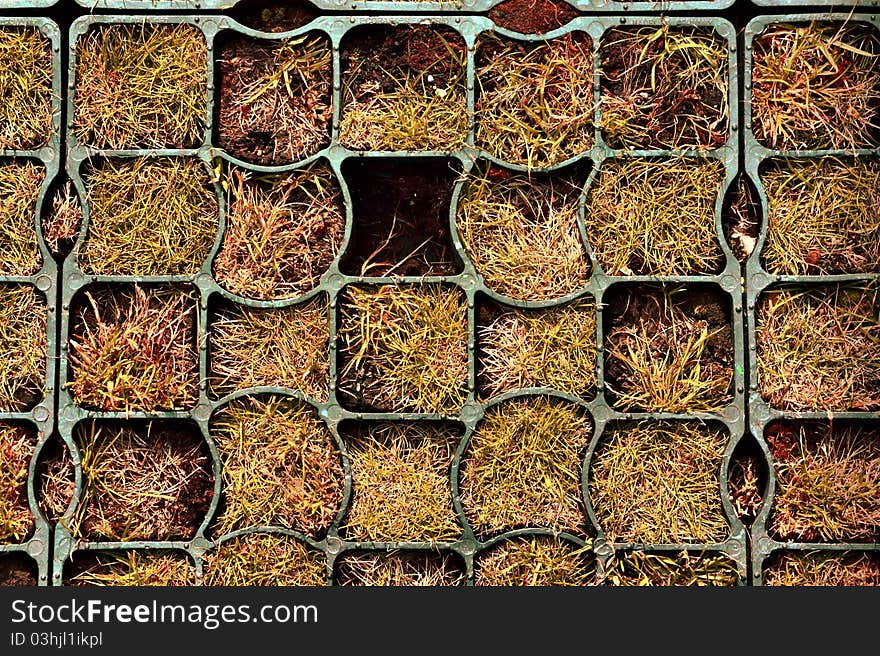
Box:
[475,537,596,586]
[603,551,739,586]
[0,285,46,412]
[202,533,326,586]
[0,160,44,277]
[0,26,54,150]
[69,551,195,586]
[335,551,464,587]
[0,423,35,543]
[764,551,880,586]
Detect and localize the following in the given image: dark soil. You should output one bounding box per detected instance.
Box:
[340,158,463,277]
[36,435,75,524]
[722,174,760,265]
[727,435,768,526]
[0,554,37,586]
[227,0,318,33]
[488,0,579,35]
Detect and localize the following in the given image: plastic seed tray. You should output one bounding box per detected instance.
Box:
[0,17,61,587]
[743,13,880,586]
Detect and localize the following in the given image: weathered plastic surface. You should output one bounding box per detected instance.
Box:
[742,13,880,586]
[0,17,61,587]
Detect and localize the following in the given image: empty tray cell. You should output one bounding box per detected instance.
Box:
[475,536,596,586]
[600,26,729,151]
[760,158,880,275]
[334,551,465,587]
[766,420,880,543]
[488,0,578,35]
[70,420,213,542]
[216,32,331,165]
[36,435,74,525]
[80,157,219,277]
[0,159,44,277]
[0,26,53,150]
[209,395,343,538]
[209,295,330,402]
[456,162,590,301]
[341,421,461,543]
[0,553,37,586]
[73,23,207,150]
[42,178,84,261]
[757,284,880,412]
[213,163,343,300]
[0,422,37,544]
[589,420,729,543]
[68,285,198,412]
[604,284,734,413]
[0,285,46,412]
[66,550,195,586]
[585,158,726,276]
[763,551,880,587]
[459,396,591,538]
[477,296,596,400]
[340,157,461,277]
[474,31,593,168]
[752,21,880,151]
[339,25,467,152]
[337,285,468,414]
[604,551,739,586]
[202,533,326,586]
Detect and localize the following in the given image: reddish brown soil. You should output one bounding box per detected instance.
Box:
[340,158,462,277]
[228,0,318,33]
[722,174,760,265]
[488,0,579,35]
[0,554,37,586]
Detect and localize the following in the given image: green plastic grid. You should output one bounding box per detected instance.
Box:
[52,13,747,586]
[753,0,879,7]
[0,17,62,587]
[742,13,880,586]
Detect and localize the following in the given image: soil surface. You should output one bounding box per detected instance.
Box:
[340,158,462,277]
[488,0,579,35]
[722,174,760,265]
[0,554,37,586]
[228,0,318,33]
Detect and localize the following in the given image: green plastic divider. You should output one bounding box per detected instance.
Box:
[743,13,880,586]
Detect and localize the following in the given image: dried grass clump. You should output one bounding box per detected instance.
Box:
[752,22,880,150]
[600,26,729,150]
[475,33,594,168]
[603,551,739,587]
[338,285,468,413]
[764,551,880,586]
[0,286,46,412]
[70,421,213,542]
[722,174,760,264]
[37,437,75,524]
[604,287,734,413]
[585,158,726,275]
[339,26,467,151]
[0,554,37,586]
[42,181,83,259]
[69,551,194,586]
[460,397,590,537]
[203,534,326,586]
[475,537,596,586]
[335,551,464,587]
[68,286,198,412]
[0,423,35,543]
[456,166,589,301]
[757,286,880,412]
[210,396,343,538]
[589,421,729,543]
[210,297,329,402]
[767,422,880,543]
[479,300,596,399]
[0,160,44,277]
[73,23,207,149]
[727,446,765,526]
[342,423,460,543]
[80,158,219,276]
[218,34,331,165]
[213,165,343,300]
[0,27,53,150]
[761,159,880,275]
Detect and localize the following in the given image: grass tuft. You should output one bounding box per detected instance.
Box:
[752,22,880,150]
[0,285,46,412]
[456,165,590,301]
[210,396,343,538]
[42,181,83,259]
[69,551,194,586]
[761,158,880,275]
[603,551,739,586]
[0,27,53,150]
[0,423,35,543]
[478,299,596,400]
[74,23,207,149]
[585,158,726,275]
[475,33,594,168]
[213,164,343,300]
[757,285,880,412]
[460,396,590,537]
[203,534,325,586]
[342,423,460,543]
[475,537,596,586]
[37,436,75,525]
[335,551,464,586]
[209,297,329,402]
[589,421,729,543]
[80,158,219,276]
[0,160,44,277]
[764,551,880,586]
[338,285,468,414]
